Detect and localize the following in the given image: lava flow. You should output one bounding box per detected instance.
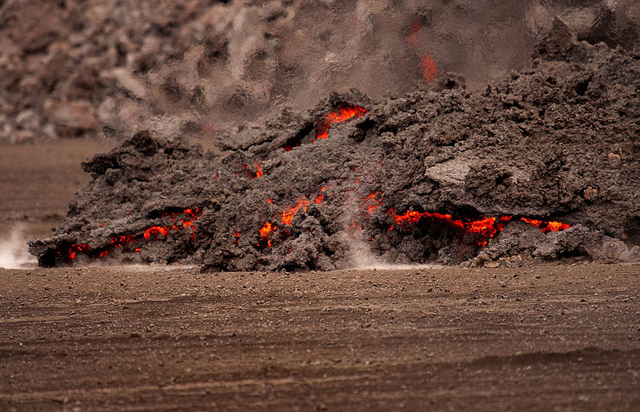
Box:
[242,162,263,179]
[420,55,438,83]
[521,218,571,234]
[63,208,200,262]
[281,198,311,226]
[259,222,276,247]
[390,208,570,247]
[315,105,367,141]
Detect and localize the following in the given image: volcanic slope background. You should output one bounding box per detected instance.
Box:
[29,22,640,271]
[3,0,640,144]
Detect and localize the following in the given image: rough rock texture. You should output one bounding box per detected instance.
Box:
[30,25,640,270]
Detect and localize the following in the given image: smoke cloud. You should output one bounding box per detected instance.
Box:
[0,225,36,269]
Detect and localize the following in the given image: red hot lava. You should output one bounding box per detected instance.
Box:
[64,208,200,262]
[259,222,277,247]
[420,55,438,83]
[315,106,367,141]
[390,208,570,247]
[242,162,264,179]
[281,198,311,226]
[521,218,571,234]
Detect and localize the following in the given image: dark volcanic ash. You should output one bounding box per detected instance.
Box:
[30,24,640,270]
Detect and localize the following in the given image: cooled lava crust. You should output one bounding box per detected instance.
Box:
[30,22,640,271]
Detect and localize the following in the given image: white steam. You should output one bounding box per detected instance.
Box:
[349,237,442,270]
[0,225,36,269]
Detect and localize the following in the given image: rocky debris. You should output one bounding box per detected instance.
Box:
[29,29,640,271]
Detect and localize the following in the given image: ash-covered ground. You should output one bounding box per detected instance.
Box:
[30,22,640,271]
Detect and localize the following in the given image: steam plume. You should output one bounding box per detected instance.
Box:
[0,225,36,269]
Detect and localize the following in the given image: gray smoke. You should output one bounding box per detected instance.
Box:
[0,225,36,269]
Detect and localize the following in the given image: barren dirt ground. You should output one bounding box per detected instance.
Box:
[1,141,639,411]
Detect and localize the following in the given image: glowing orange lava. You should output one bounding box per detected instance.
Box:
[242,163,264,179]
[260,222,277,247]
[316,106,367,141]
[420,55,438,83]
[315,186,327,204]
[144,226,169,239]
[520,218,571,234]
[281,198,310,226]
[362,192,384,213]
[64,208,201,262]
[68,243,89,260]
[390,208,570,247]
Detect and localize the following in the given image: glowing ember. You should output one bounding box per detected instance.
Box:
[406,20,421,46]
[390,209,570,247]
[242,163,264,179]
[68,243,89,260]
[281,198,310,226]
[362,192,384,213]
[420,54,438,83]
[63,208,201,262]
[315,186,327,204]
[144,226,168,239]
[520,218,571,234]
[315,106,367,141]
[259,221,277,247]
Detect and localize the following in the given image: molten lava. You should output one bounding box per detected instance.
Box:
[259,222,276,247]
[255,163,264,178]
[242,163,264,179]
[315,186,327,204]
[420,55,438,83]
[144,226,169,239]
[63,208,201,262]
[520,218,571,234]
[389,208,570,248]
[68,243,89,260]
[362,192,384,214]
[315,106,367,141]
[281,198,310,226]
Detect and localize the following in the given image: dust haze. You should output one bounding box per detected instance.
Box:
[99,0,640,141]
[0,225,36,269]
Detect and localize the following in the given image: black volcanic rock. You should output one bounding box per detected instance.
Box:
[30,35,640,270]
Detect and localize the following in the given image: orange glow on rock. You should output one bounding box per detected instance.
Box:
[363,192,384,213]
[281,198,310,226]
[144,226,168,239]
[406,20,421,46]
[520,218,571,233]
[315,186,327,204]
[260,221,277,247]
[316,106,367,141]
[63,208,201,262]
[420,54,438,83]
[389,209,570,248]
[68,243,90,260]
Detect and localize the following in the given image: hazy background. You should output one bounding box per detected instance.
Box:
[1,0,639,144]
